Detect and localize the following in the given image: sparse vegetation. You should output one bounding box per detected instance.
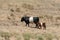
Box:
[44,15,53,19]
[0,0,60,40]
[45,34,53,40]
[10,9,14,12]
[0,32,21,40]
[39,15,44,18]
[37,35,44,40]
[22,3,34,10]
[54,35,59,40]
[0,32,12,40]
[56,17,60,20]
[13,33,21,40]
[0,32,59,40]
[23,33,31,40]
[15,8,20,12]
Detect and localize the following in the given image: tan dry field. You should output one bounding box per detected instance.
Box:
[0,0,60,40]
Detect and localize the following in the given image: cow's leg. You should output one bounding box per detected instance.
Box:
[25,23,29,27]
[25,21,30,27]
[35,23,39,28]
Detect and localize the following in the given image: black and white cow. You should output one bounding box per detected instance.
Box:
[21,16,39,28]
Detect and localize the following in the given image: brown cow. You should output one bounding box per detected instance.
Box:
[38,22,46,29]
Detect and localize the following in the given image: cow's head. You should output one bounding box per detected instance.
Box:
[21,17,25,22]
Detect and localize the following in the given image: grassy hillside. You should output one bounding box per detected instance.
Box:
[0,0,60,40]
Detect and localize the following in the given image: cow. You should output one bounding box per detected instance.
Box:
[21,16,39,28]
[38,22,46,29]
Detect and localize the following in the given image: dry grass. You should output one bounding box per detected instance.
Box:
[22,3,34,10]
[0,32,59,40]
[0,0,60,40]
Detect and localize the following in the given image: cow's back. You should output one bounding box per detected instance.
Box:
[33,17,39,23]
